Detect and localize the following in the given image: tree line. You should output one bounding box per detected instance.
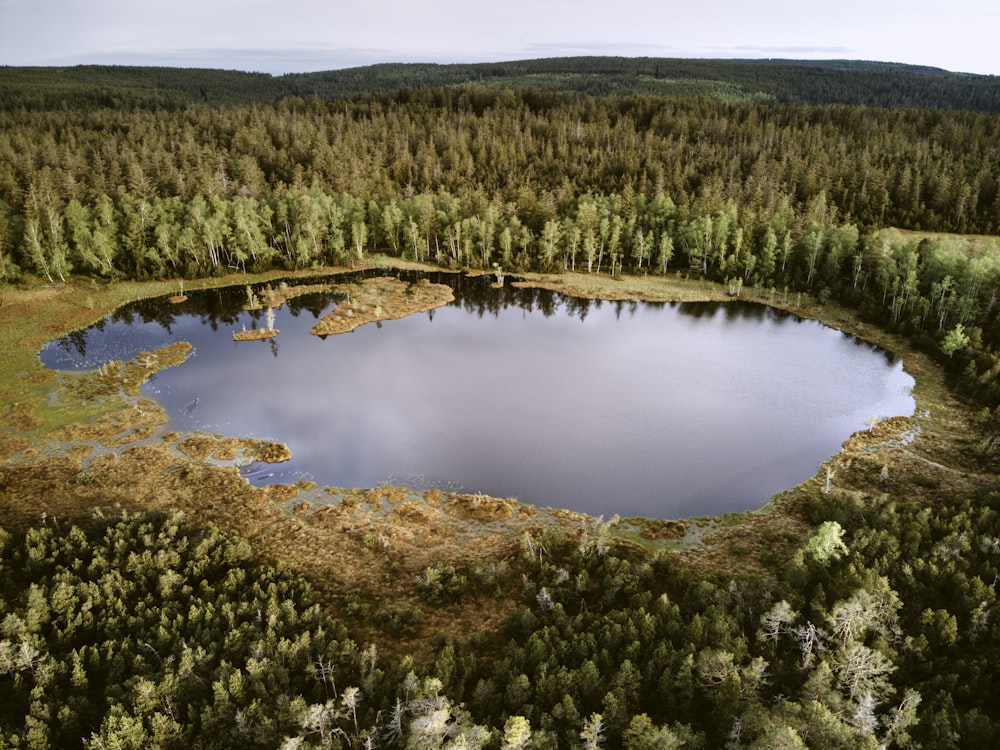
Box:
[3,58,1000,113]
[4,90,1000,236]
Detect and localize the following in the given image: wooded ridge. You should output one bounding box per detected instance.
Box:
[2,56,999,112]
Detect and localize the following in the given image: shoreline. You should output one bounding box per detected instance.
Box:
[0,258,966,525]
[2,259,991,653]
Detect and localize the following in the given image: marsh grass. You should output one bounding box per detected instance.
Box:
[512,269,732,303]
[177,434,291,465]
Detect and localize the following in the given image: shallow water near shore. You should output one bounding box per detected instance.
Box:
[41,272,915,518]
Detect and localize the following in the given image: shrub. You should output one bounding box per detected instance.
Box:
[417,564,467,605]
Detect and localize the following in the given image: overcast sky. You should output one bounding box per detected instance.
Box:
[1,0,997,76]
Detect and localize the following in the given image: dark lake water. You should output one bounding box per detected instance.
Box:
[41,272,915,519]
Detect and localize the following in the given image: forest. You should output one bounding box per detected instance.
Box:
[2,60,1000,747]
[2,491,999,748]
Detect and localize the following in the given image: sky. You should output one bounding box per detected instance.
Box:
[1,0,998,76]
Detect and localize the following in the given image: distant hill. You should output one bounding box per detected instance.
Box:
[2,56,999,112]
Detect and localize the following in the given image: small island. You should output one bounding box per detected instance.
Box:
[233,305,278,340]
[310,276,454,337]
[232,327,279,341]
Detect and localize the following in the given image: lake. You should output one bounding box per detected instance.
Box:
[41,272,915,519]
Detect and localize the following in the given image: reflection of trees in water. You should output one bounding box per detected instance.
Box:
[721,301,767,323]
[836,331,900,366]
[66,270,616,351]
[55,271,898,373]
[564,295,591,322]
[448,278,616,323]
[674,300,783,324]
[108,281,338,333]
[284,293,334,319]
[57,328,90,359]
[611,299,641,320]
[112,296,178,332]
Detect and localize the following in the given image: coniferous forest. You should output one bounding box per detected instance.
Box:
[2,59,1000,748]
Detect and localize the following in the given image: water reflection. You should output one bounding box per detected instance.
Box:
[41,271,915,519]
